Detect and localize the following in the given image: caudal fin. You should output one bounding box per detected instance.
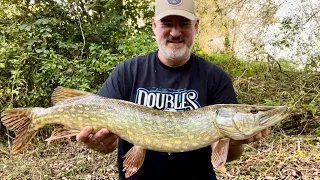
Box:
[1,108,38,153]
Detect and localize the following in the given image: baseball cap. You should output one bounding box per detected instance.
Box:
[155,0,196,21]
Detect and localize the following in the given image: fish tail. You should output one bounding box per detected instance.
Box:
[1,108,39,153]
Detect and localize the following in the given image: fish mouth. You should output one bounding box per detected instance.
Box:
[259,106,290,125]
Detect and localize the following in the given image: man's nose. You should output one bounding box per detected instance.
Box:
[170,26,182,37]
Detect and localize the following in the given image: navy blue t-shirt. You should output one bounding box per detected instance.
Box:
[98,51,238,180]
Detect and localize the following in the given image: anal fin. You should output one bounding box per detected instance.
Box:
[45,125,80,143]
[211,138,230,173]
[123,145,146,178]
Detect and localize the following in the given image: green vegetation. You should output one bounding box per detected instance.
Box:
[0,0,155,110]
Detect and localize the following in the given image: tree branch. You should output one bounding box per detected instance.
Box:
[302,8,320,27]
[79,0,92,24]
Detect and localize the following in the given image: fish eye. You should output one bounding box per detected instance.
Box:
[250,108,258,114]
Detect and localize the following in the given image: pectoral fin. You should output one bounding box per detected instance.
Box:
[123,145,146,178]
[45,125,80,143]
[211,138,230,173]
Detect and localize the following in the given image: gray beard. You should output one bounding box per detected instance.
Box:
[157,40,193,61]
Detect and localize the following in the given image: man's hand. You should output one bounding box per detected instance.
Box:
[230,128,269,146]
[76,126,118,154]
[227,128,269,162]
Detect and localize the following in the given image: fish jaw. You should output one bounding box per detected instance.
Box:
[258,106,289,126]
[214,105,290,140]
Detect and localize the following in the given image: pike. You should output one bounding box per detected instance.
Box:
[1,87,289,177]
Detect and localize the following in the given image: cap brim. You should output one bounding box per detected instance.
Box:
[155,9,196,21]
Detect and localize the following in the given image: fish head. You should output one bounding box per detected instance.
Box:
[214,104,289,140]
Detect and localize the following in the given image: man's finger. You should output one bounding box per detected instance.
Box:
[101,133,118,146]
[90,128,110,143]
[245,137,254,143]
[76,126,93,143]
[261,128,269,137]
[253,132,262,140]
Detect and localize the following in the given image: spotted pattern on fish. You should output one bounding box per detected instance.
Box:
[2,91,289,154]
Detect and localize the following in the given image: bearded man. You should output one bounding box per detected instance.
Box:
[76,0,269,179]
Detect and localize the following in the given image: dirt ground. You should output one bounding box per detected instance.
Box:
[0,133,319,180]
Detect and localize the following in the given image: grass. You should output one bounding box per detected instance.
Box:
[217,134,320,179]
[0,138,118,180]
[0,133,319,180]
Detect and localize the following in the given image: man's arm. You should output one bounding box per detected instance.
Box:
[226,128,269,162]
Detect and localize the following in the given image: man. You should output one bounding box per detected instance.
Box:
[76,0,269,179]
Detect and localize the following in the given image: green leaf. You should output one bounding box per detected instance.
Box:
[35,18,50,25]
[26,39,36,46]
[40,27,52,33]
[36,49,43,53]
[19,24,31,31]
[118,45,126,50]
[42,31,52,38]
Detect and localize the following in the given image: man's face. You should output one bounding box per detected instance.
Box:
[152,15,199,62]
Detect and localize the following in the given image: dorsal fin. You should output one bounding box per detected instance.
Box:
[51,86,96,105]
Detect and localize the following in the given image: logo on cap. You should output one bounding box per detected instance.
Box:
[167,0,182,6]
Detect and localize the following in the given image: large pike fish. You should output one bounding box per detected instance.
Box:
[1,87,289,177]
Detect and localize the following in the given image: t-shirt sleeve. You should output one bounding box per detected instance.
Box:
[209,69,238,105]
[97,62,127,99]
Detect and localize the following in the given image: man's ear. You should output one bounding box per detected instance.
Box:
[152,17,157,34]
[195,19,199,34]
